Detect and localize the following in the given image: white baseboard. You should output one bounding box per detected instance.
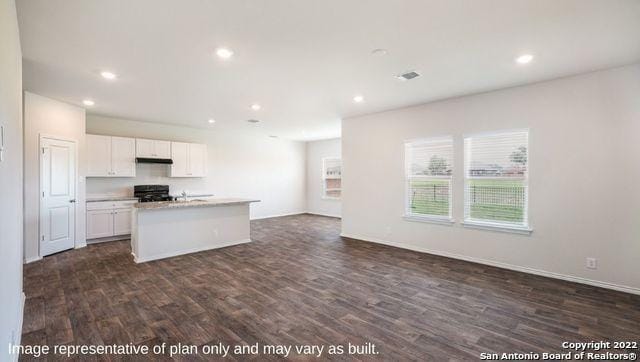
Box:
[23,255,42,264]
[10,293,25,362]
[340,232,640,296]
[24,240,88,264]
[87,235,130,244]
[251,211,342,220]
[251,211,306,220]
[306,211,342,218]
[133,238,252,263]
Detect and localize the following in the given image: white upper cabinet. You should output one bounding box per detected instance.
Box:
[154,140,171,158]
[87,134,203,177]
[87,135,111,176]
[170,142,189,176]
[111,137,136,176]
[170,141,207,177]
[86,134,136,177]
[136,139,171,159]
[135,139,154,158]
[189,143,207,177]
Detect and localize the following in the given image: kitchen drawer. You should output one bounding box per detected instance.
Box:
[87,200,137,210]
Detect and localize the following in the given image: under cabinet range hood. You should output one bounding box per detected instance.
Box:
[136,157,173,164]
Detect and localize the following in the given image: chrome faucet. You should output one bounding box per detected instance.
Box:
[181,191,187,201]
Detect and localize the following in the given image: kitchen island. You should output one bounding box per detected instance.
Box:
[131,198,259,263]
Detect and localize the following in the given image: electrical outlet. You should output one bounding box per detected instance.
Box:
[384,226,391,236]
[586,257,597,270]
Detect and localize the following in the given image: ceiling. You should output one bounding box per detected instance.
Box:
[17,0,640,141]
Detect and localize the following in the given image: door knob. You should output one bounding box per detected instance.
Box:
[69,199,76,203]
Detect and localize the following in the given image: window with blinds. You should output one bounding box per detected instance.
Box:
[405,137,454,220]
[464,129,529,229]
[323,158,342,199]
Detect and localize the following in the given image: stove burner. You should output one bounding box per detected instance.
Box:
[139,195,174,203]
[134,185,174,203]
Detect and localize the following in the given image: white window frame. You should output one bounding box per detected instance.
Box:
[462,129,532,234]
[404,136,454,224]
[322,157,342,200]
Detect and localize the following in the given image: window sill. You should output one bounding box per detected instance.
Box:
[403,215,455,226]
[462,220,533,235]
[322,196,341,201]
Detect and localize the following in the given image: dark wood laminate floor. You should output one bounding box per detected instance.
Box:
[22,214,640,361]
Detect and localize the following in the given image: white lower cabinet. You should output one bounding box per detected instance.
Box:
[86,209,114,239]
[113,208,132,235]
[86,200,137,240]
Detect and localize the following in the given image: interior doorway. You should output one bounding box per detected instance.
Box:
[39,136,77,256]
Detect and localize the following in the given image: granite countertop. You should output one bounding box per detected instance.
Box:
[87,196,139,202]
[134,198,260,210]
[169,193,215,198]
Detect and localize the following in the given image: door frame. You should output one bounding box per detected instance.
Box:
[39,133,80,258]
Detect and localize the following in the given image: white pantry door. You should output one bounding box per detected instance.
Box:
[40,137,76,256]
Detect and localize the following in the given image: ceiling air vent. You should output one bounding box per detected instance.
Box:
[247,119,260,124]
[396,71,421,81]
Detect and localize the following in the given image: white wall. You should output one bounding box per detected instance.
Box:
[0,0,24,359]
[86,115,306,220]
[306,138,341,217]
[23,92,86,262]
[342,64,640,293]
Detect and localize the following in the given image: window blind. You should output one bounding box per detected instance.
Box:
[405,137,453,219]
[464,129,529,228]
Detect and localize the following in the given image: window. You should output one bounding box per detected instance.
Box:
[323,158,342,199]
[464,129,529,231]
[405,137,454,221]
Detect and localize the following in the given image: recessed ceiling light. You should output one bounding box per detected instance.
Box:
[251,104,261,111]
[371,48,388,56]
[353,95,364,103]
[216,47,234,60]
[515,54,534,64]
[100,71,117,80]
[208,119,216,124]
[82,99,95,106]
